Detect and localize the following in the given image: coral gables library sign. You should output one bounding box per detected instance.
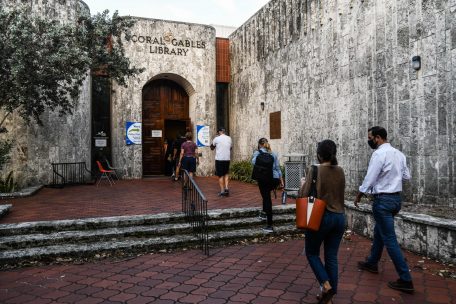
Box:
[129,33,207,56]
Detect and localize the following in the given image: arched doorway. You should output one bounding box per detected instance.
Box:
[142,79,190,176]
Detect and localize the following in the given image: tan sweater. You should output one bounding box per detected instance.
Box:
[298,164,345,213]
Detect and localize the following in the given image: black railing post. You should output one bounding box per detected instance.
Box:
[50,162,93,187]
[181,170,209,255]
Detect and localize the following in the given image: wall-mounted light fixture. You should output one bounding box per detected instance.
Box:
[412,56,421,71]
[260,102,265,111]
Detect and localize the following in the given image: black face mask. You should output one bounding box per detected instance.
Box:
[368,139,378,150]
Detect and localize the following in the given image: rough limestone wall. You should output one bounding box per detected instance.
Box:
[0,0,89,19]
[230,0,456,206]
[0,0,91,186]
[111,18,216,178]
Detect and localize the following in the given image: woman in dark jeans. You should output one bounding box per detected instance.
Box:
[298,140,345,304]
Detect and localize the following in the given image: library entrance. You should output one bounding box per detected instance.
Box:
[142,79,190,176]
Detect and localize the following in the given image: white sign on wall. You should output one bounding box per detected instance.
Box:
[196,125,210,147]
[95,139,107,147]
[151,130,162,138]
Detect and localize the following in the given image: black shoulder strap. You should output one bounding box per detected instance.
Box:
[309,165,318,198]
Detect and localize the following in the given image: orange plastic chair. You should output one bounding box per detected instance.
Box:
[96,161,115,187]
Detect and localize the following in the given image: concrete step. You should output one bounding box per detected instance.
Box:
[0,204,12,220]
[0,205,298,267]
[0,205,296,236]
[0,213,296,250]
[0,222,300,267]
[0,212,187,236]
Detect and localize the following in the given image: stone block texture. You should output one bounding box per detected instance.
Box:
[345,202,456,263]
[112,19,216,178]
[0,0,91,187]
[229,0,456,205]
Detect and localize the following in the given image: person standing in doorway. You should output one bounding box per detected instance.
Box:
[164,137,174,176]
[251,138,283,233]
[172,133,186,181]
[211,128,232,196]
[355,126,414,294]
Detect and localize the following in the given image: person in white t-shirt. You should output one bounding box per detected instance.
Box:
[211,128,232,196]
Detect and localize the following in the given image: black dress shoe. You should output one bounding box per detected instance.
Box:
[388,279,414,294]
[318,288,336,304]
[357,261,379,273]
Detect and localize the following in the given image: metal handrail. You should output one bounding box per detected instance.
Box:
[51,162,93,187]
[181,170,209,255]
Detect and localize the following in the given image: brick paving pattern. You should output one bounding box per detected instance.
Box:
[1,177,454,303]
[0,234,454,303]
[0,177,290,224]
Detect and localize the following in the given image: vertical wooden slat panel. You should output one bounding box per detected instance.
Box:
[270,111,281,139]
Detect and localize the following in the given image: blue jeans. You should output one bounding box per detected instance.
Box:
[305,210,345,293]
[366,194,412,282]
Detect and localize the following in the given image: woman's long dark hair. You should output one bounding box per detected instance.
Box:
[317,139,338,165]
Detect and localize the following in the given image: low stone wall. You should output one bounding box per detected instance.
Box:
[345,201,456,264]
[0,205,11,220]
[0,185,43,199]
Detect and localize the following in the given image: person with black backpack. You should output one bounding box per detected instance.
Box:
[251,138,284,233]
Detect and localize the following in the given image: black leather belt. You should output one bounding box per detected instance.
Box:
[373,192,401,196]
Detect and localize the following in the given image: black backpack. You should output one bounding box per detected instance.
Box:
[252,150,274,183]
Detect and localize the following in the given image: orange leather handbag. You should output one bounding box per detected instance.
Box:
[296,165,327,231]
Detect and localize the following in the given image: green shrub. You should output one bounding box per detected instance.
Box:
[230,160,285,184]
[0,139,12,170]
[230,160,256,184]
[0,171,17,193]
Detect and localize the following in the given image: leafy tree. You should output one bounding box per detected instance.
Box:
[0,8,143,171]
[0,8,143,127]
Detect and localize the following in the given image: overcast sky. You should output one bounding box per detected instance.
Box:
[82,0,270,27]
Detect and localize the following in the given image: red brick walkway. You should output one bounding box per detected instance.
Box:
[0,177,291,224]
[0,234,454,304]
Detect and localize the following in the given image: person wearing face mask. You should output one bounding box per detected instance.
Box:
[354,126,414,294]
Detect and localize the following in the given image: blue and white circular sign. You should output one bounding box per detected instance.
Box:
[126,122,142,145]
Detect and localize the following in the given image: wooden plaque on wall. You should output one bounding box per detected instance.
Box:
[270,111,281,139]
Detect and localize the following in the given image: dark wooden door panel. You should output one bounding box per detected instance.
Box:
[142,79,189,175]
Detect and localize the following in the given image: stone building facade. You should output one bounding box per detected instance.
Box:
[1,0,455,207]
[0,0,92,186]
[110,19,216,178]
[229,0,456,206]
[1,1,217,184]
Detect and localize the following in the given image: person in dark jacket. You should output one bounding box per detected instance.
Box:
[251,138,283,233]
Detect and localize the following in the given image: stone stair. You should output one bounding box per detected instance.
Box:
[0,205,299,268]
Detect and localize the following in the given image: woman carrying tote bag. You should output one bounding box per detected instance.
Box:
[298,140,345,304]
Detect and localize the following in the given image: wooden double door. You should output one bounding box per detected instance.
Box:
[142,79,190,176]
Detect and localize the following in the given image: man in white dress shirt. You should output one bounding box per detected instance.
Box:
[354,126,414,294]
